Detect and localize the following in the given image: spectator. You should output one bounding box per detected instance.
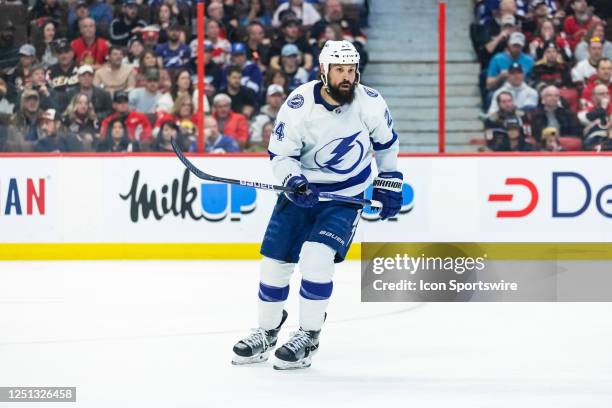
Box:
[35,108,84,152]
[29,0,68,30]
[486,32,534,91]
[562,0,602,52]
[155,3,187,45]
[8,90,44,150]
[155,120,196,152]
[272,0,321,28]
[473,14,518,70]
[12,45,38,92]
[68,0,113,36]
[20,64,58,111]
[205,115,240,153]
[488,113,535,151]
[530,41,573,90]
[96,117,140,152]
[64,65,113,121]
[476,0,518,25]
[67,1,90,41]
[485,91,524,147]
[270,14,313,71]
[94,46,137,96]
[528,19,572,62]
[575,23,612,62]
[247,120,273,152]
[62,92,99,148]
[245,21,272,71]
[71,17,110,67]
[129,68,163,114]
[0,77,15,116]
[264,68,289,95]
[141,25,161,49]
[109,0,146,47]
[205,19,231,66]
[530,85,582,142]
[158,69,193,112]
[155,22,191,71]
[581,58,612,107]
[540,127,565,151]
[153,93,197,136]
[46,40,79,94]
[571,36,603,85]
[522,0,554,37]
[33,20,60,69]
[212,93,249,148]
[250,84,285,144]
[578,84,612,150]
[196,40,223,97]
[100,91,153,142]
[220,65,259,119]
[124,37,144,70]
[0,20,19,74]
[489,62,538,114]
[241,0,273,27]
[279,44,310,92]
[221,43,263,94]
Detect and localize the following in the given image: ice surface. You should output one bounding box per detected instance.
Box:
[0,260,610,407]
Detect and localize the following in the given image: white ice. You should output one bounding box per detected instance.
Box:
[0,260,611,408]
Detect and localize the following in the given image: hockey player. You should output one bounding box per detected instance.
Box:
[232,40,403,370]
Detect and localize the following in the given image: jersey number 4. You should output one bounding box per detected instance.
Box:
[274,121,286,141]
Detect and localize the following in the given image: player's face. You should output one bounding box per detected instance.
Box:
[326,63,357,104]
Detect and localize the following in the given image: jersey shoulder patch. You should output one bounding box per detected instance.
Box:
[287,94,305,109]
[362,86,379,98]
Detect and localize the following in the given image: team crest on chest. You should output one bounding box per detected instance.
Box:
[314,131,364,174]
[287,94,304,109]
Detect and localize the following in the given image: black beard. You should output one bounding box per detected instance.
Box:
[327,80,356,105]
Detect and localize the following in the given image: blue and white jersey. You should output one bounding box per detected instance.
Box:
[268,80,399,198]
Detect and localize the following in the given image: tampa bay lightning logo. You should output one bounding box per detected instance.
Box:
[314,131,364,174]
[363,86,378,98]
[287,94,304,109]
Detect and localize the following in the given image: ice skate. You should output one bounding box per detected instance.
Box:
[273,328,320,370]
[232,310,288,365]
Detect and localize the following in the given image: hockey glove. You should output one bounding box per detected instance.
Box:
[285,175,319,208]
[372,171,403,220]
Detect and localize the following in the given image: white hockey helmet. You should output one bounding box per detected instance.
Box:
[319,40,360,90]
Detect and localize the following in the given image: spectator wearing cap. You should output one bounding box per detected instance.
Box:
[578,83,612,151]
[219,65,259,119]
[100,90,153,143]
[128,68,163,114]
[35,108,84,152]
[96,117,140,152]
[0,20,19,73]
[7,89,44,150]
[246,22,272,72]
[220,43,263,94]
[0,77,14,116]
[205,19,231,66]
[581,58,612,108]
[489,62,538,114]
[486,32,534,91]
[562,0,602,52]
[272,0,320,28]
[279,44,309,93]
[575,23,612,62]
[205,115,240,153]
[571,36,604,85]
[250,84,285,144]
[530,41,573,90]
[212,93,249,149]
[528,19,572,63]
[12,45,38,92]
[46,40,79,94]
[63,65,113,121]
[71,17,110,67]
[109,0,147,47]
[530,85,582,142]
[485,96,534,152]
[94,45,136,96]
[62,92,99,148]
[155,22,191,71]
[270,13,313,71]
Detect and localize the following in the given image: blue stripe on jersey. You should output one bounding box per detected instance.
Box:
[299,279,333,300]
[311,164,371,193]
[371,130,398,151]
[258,282,290,302]
[268,150,301,161]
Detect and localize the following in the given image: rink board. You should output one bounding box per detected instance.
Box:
[0,154,610,259]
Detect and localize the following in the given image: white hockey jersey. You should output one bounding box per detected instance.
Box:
[268,81,399,198]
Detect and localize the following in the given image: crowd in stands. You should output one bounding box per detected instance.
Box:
[471,0,612,151]
[0,0,368,153]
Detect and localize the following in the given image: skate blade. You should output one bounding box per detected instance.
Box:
[273,356,312,370]
[231,350,271,365]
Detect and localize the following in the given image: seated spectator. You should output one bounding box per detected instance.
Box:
[129,68,163,114]
[153,120,186,152]
[94,46,137,96]
[33,20,60,69]
[35,108,84,152]
[100,91,152,143]
[154,3,187,45]
[581,58,612,107]
[205,19,230,67]
[63,65,113,121]
[67,1,90,41]
[154,93,197,135]
[486,112,535,151]
[21,64,57,111]
[96,117,140,152]
[247,120,274,152]
[279,44,310,93]
[205,115,240,153]
[270,14,313,71]
[264,68,290,95]
[62,92,99,148]
[124,37,145,70]
[486,32,534,91]
[71,17,109,67]
[46,40,79,94]
[8,90,44,150]
[562,0,602,52]
[488,62,538,114]
[221,43,263,94]
[473,13,518,71]
[245,21,272,71]
[30,0,68,32]
[476,0,518,26]
[12,45,38,92]
[194,41,223,97]
[212,93,249,148]
[158,68,193,112]
[0,77,15,116]
[578,83,612,150]
[530,42,573,90]
[530,85,582,142]
[240,0,273,27]
[135,49,160,87]
[68,0,113,37]
[219,66,259,119]
[575,23,612,62]
[155,22,191,71]
[540,127,565,152]
[109,0,146,47]
[572,36,604,85]
[521,0,556,38]
[141,25,161,49]
[0,20,20,74]
[250,84,285,144]
[528,19,572,62]
[272,0,321,28]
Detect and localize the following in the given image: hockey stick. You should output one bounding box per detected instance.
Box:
[170,138,382,208]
